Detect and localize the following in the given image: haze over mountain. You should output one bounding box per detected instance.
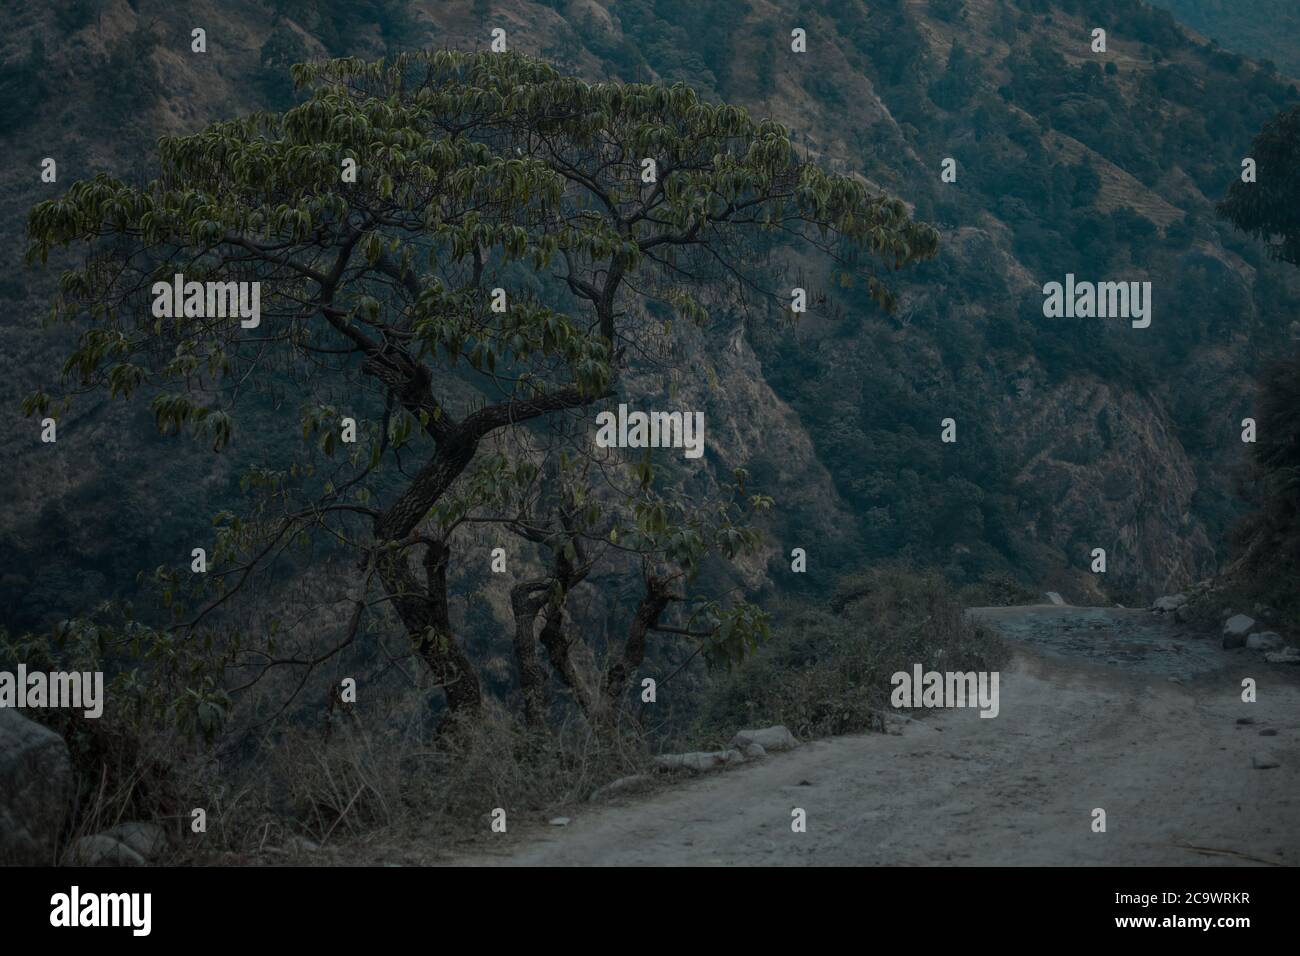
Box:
[2,0,1297,642]
[1150,0,1300,76]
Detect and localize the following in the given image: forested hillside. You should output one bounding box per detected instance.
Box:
[1151,0,1300,76]
[3,0,1296,633]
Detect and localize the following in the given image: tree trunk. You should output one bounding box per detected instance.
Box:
[537,598,596,718]
[375,541,482,719]
[603,574,673,710]
[509,581,550,728]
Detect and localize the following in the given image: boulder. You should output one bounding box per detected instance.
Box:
[1152,594,1187,612]
[728,725,799,753]
[101,822,168,861]
[0,709,73,865]
[1222,614,1258,648]
[64,835,145,866]
[653,750,744,773]
[1247,631,1284,652]
[1265,647,1300,665]
[741,742,767,759]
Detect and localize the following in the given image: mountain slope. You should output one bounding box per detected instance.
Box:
[2,0,1297,641]
[1151,0,1300,76]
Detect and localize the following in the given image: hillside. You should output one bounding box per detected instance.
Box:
[1150,0,1300,76]
[2,0,1298,647]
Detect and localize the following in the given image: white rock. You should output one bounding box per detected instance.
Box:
[729,725,799,753]
[549,817,570,827]
[1265,647,1300,665]
[1152,593,1187,612]
[1045,591,1065,606]
[1247,631,1284,651]
[1252,752,1280,770]
[101,822,168,861]
[1222,614,1258,648]
[742,742,768,759]
[65,835,145,867]
[653,750,743,773]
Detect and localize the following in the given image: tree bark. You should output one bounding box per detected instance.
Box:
[603,574,674,710]
[375,538,483,718]
[509,581,550,728]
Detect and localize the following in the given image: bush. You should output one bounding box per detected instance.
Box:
[690,566,1005,743]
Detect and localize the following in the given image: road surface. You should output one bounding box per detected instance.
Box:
[454,604,1300,866]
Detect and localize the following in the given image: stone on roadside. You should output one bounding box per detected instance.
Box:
[1252,752,1280,770]
[653,750,743,773]
[1152,594,1187,612]
[1264,647,1300,664]
[1247,631,1284,651]
[64,835,145,867]
[1222,614,1258,648]
[728,725,799,753]
[101,822,168,861]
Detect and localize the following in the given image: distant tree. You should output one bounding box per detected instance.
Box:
[23,52,937,732]
[928,0,967,24]
[1220,105,1300,267]
[1220,105,1300,611]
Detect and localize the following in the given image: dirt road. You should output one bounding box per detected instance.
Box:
[457,604,1300,866]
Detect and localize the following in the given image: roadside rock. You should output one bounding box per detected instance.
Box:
[0,709,73,865]
[1152,594,1187,612]
[64,835,145,866]
[1222,614,1258,648]
[1264,647,1300,665]
[1247,631,1284,652]
[729,725,799,753]
[101,822,168,861]
[654,750,745,773]
[741,742,768,759]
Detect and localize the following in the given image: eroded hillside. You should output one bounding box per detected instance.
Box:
[2,0,1297,642]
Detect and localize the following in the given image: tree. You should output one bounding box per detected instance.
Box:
[1219,105,1300,615]
[24,51,937,733]
[1219,105,1300,267]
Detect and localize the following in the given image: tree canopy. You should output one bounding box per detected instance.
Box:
[24,50,938,734]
